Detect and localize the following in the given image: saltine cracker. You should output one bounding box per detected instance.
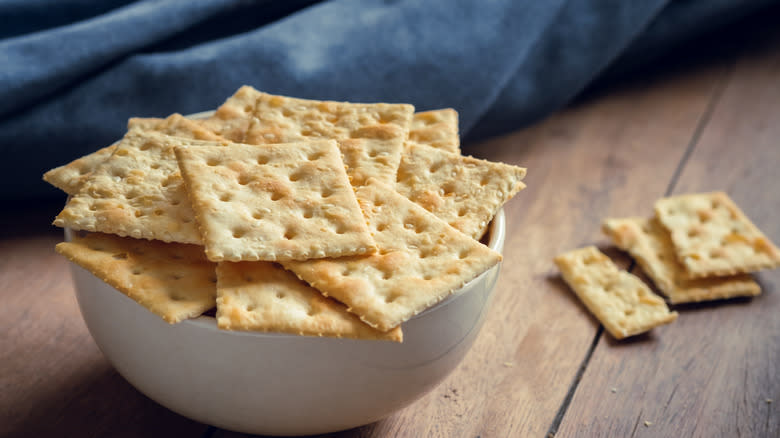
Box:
[654,192,780,277]
[216,261,402,341]
[554,246,677,339]
[283,180,502,332]
[56,232,217,323]
[603,217,761,304]
[175,140,376,261]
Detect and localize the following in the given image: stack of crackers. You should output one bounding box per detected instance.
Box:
[46,86,527,342]
[555,192,780,340]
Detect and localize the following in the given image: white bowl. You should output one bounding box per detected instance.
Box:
[67,209,504,436]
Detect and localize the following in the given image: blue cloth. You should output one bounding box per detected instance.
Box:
[0,0,774,201]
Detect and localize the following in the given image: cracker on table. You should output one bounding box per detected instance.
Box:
[654,192,780,278]
[44,114,224,195]
[603,217,761,304]
[407,108,460,154]
[56,232,217,323]
[282,180,503,332]
[174,140,376,262]
[554,246,677,339]
[216,261,402,341]
[395,143,526,240]
[53,131,229,244]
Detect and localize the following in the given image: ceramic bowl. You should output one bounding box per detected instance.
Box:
[66,208,504,436]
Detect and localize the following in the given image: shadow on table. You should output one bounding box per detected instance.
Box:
[2,360,206,438]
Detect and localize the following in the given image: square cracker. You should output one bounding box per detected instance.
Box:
[44,113,224,195]
[603,217,761,304]
[554,246,677,339]
[53,131,229,244]
[241,88,414,144]
[395,143,526,240]
[216,261,402,342]
[282,180,503,332]
[174,140,376,262]
[654,192,780,278]
[407,108,460,154]
[55,232,217,323]
[230,87,413,187]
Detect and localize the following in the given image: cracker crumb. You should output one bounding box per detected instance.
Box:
[503,362,515,367]
[610,387,617,393]
[644,421,653,427]
[766,398,773,404]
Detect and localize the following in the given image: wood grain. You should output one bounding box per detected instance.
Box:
[555,35,780,438]
[215,48,726,438]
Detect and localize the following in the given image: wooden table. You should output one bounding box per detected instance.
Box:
[3,26,779,438]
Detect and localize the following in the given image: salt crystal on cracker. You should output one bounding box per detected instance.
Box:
[216,261,402,341]
[396,143,526,240]
[56,232,217,323]
[603,217,760,304]
[174,140,376,262]
[554,246,677,339]
[654,192,780,278]
[282,180,502,332]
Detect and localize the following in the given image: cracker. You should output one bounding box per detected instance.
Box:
[242,89,414,144]
[395,143,526,240]
[44,114,224,195]
[174,140,376,262]
[216,261,402,341]
[407,108,460,154]
[282,180,503,332]
[233,88,413,186]
[654,192,780,277]
[127,117,164,131]
[201,85,262,142]
[554,246,677,339]
[603,217,761,304]
[43,144,117,196]
[337,137,405,187]
[55,232,217,323]
[53,131,229,244]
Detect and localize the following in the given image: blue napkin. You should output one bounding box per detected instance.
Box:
[0,0,773,201]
